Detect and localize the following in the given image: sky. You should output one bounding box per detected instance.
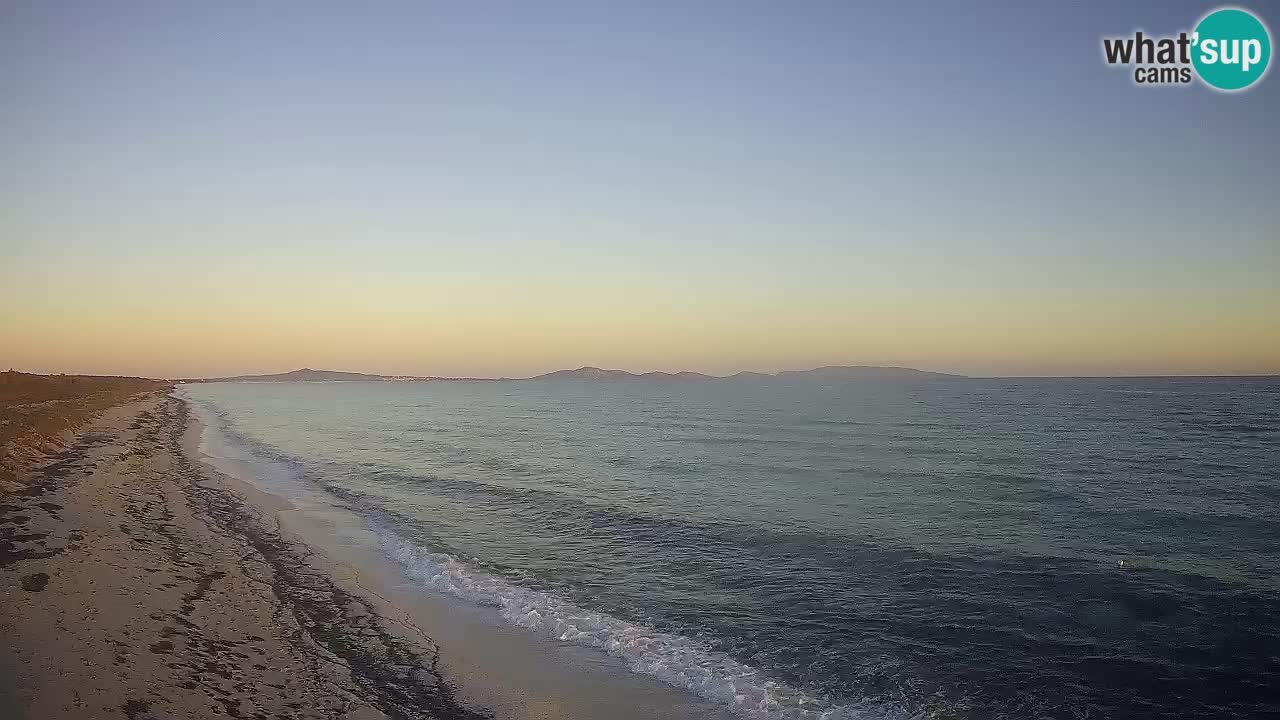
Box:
[2,0,1278,378]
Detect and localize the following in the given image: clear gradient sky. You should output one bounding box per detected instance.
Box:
[3,1,1278,378]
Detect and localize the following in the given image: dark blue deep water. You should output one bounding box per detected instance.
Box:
[183,377,1280,719]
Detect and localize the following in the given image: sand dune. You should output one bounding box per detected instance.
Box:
[0,372,165,494]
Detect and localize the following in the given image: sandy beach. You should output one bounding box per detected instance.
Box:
[1,390,493,719]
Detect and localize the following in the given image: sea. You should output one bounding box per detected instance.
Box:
[179,376,1280,719]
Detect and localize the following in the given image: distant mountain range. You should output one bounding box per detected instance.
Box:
[530,365,962,382]
[181,365,964,383]
[181,368,399,383]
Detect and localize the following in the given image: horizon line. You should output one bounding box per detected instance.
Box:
[9,365,1280,382]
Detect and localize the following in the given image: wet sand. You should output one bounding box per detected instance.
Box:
[1,391,736,720]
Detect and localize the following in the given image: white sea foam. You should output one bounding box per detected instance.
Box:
[378,529,915,720]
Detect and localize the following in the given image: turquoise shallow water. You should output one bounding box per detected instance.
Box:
[182,377,1280,719]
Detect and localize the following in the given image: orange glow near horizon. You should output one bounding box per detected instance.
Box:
[4,248,1277,378]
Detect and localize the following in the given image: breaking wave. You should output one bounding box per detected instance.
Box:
[379,529,914,720]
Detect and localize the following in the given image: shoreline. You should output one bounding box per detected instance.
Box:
[1,390,737,720]
[184,390,741,720]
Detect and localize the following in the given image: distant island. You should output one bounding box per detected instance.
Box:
[180,368,425,383]
[180,365,964,383]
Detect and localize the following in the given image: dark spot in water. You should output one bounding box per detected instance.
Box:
[20,572,49,592]
[1120,591,1174,622]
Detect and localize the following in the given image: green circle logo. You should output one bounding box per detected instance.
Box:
[1192,8,1272,91]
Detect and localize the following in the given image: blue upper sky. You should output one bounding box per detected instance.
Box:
[2,1,1278,376]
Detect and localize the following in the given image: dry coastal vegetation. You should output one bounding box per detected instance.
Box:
[0,371,168,493]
